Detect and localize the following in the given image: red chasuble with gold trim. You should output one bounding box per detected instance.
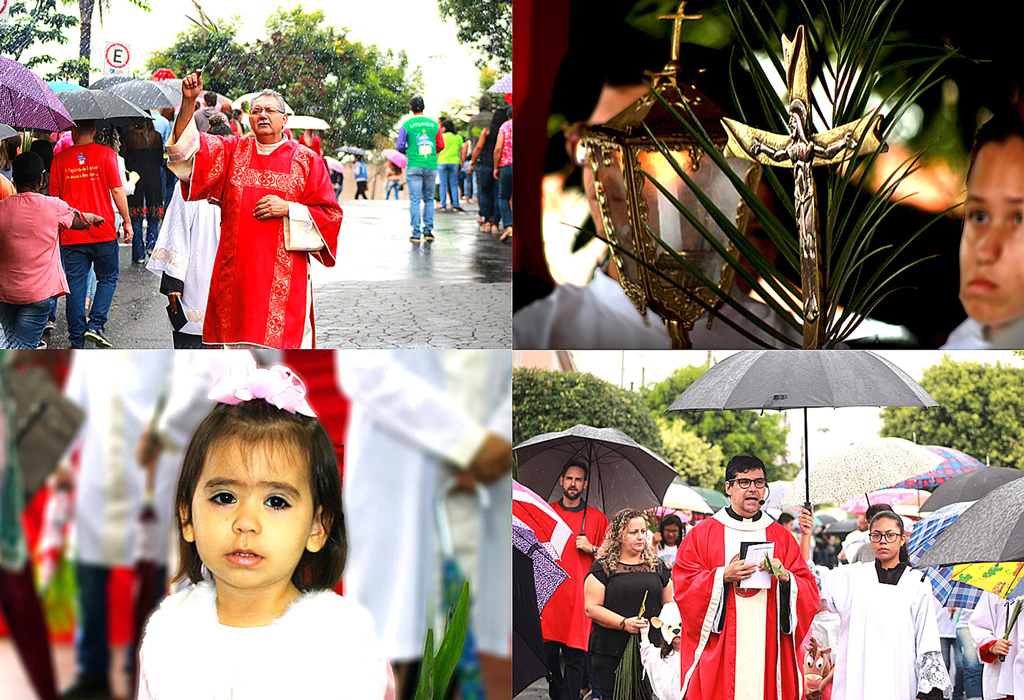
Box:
[673,509,818,700]
[187,135,342,348]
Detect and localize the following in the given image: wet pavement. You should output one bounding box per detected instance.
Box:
[43,198,511,350]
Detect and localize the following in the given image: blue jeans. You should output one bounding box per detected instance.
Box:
[62,240,119,346]
[497,163,513,229]
[407,167,437,236]
[954,625,982,700]
[162,162,177,214]
[0,299,50,348]
[74,563,110,682]
[131,215,161,262]
[462,162,474,199]
[477,166,496,222]
[385,181,400,200]
[438,163,459,208]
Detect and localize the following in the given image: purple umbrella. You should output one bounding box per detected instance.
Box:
[893,446,985,489]
[513,515,569,614]
[0,57,76,131]
[487,73,512,94]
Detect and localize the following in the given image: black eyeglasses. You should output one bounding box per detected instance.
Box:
[869,532,902,543]
[728,478,767,489]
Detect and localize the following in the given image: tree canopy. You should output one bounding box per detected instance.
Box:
[146,6,422,151]
[437,0,511,71]
[0,0,88,81]
[655,417,725,488]
[881,357,1024,469]
[513,368,663,455]
[644,365,795,484]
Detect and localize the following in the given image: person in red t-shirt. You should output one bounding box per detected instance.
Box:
[545,461,608,700]
[50,120,132,348]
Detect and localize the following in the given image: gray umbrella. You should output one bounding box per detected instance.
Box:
[337,145,368,157]
[515,424,677,529]
[921,466,1024,513]
[917,477,1024,567]
[667,351,938,509]
[0,124,16,140]
[55,89,152,127]
[94,79,178,110]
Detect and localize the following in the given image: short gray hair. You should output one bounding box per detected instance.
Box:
[255,89,287,114]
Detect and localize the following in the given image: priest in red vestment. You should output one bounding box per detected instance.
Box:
[167,70,342,348]
[542,461,608,700]
[674,455,818,700]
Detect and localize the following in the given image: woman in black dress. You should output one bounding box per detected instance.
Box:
[584,508,673,698]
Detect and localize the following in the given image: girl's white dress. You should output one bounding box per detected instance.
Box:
[138,581,390,699]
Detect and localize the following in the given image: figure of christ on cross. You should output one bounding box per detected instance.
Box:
[721,25,884,348]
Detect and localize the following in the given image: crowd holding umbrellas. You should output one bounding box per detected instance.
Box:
[511,350,1024,697]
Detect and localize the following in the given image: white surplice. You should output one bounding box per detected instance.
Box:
[146,186,221,336]
[335,350,511,662]
[969,591,1021,699]
[812,562,951,700]
[64,351,178,567]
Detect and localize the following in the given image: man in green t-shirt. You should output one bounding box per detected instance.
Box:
[396,96,445,241]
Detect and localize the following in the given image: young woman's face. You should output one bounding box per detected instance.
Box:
[869,517,905,564]
[182,436,326,600]
[621,517,647,557]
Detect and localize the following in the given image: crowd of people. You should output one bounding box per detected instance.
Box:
[0,75,514,350]
[539,456,1023,700]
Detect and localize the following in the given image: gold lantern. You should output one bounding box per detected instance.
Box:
[576,3,762,348]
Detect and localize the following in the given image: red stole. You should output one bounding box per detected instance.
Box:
[540,503,608,650]
[673,511,818,700]
[188,135,342,347]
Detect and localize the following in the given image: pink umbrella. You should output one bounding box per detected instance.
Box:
[840,488,930,515]
[647,506,693,523]
[382,148,407,169]
[324,156,345,174]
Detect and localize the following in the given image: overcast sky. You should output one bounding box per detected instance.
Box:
[571,350,1024,468]
[23,0,491,113]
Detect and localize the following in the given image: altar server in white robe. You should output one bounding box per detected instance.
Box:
[799,509,952,700]
[60,351,178,697]
[970,590,1019,700]
[335,350,512,699]
[146,183,221,349]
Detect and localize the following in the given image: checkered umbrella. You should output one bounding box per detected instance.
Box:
[893,446,986,489]
[908,502,983,610]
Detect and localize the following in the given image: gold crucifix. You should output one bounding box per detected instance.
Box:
[720,26,885,348]
[659,1,703,72]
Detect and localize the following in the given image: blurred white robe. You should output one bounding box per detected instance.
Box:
[335,350,511,661]
[64,351,178,567]
[969,591,1021,699]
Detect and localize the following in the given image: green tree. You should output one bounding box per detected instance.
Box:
[0,0,88,81]
[147,6,421,152]
[881,357,1024,469]
[655,417,724,488]
[513,368,663,455]
[437,0,511,71]
[644,364,795,482]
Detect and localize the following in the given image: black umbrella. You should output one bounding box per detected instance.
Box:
[337,145,368,156]
[666,351,938,509]
[823,519,858,536]
[55,89,152,127]
[515,424,677,530]
[920,466,1024,513]
[917,477,1024,567]
[513,547,552,697]
[94,79,178,110]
